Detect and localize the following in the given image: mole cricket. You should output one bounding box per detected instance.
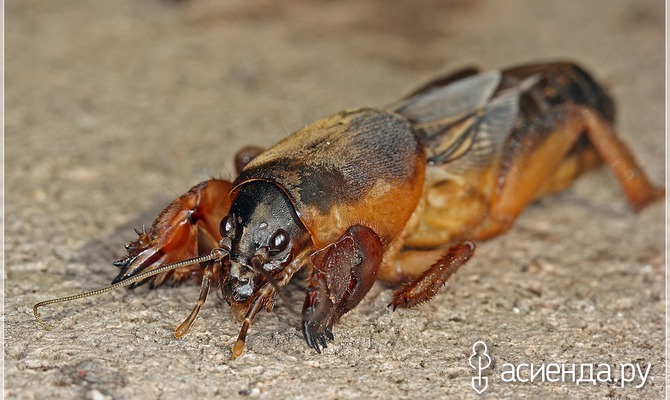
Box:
[34,62,663,358]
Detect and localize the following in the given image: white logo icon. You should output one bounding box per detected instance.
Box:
[469,341,492,394]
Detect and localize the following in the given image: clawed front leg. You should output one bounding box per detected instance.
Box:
[114,142,265,289]
[301,225,383,353]
[113,178,232,288]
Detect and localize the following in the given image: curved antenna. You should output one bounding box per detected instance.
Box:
[33,248,229,330]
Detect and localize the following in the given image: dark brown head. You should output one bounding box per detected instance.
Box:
[219,180,311,318]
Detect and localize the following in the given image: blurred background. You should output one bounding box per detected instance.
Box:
[5,1,665,399]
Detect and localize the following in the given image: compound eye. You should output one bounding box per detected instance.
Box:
[219,215,235,238]
[268,229,289,254]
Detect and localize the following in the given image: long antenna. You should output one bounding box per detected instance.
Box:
[33,248,228,330]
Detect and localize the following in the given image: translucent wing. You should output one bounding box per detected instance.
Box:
[390,70,529,172]
[393,67,480,101]
[393,70,502,124]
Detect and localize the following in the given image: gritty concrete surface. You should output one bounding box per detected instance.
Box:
[5,1,666,399]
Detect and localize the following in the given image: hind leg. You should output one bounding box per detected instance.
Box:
[389,105,662,307]
[472,105,663,240]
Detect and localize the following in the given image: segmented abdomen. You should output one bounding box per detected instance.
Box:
[501,62,615,123]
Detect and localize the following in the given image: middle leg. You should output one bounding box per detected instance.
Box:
[389,241,475,310]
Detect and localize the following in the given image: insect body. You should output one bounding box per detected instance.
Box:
[34,62,663,358]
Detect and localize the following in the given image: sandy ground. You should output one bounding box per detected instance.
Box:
[5,1,665,399]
